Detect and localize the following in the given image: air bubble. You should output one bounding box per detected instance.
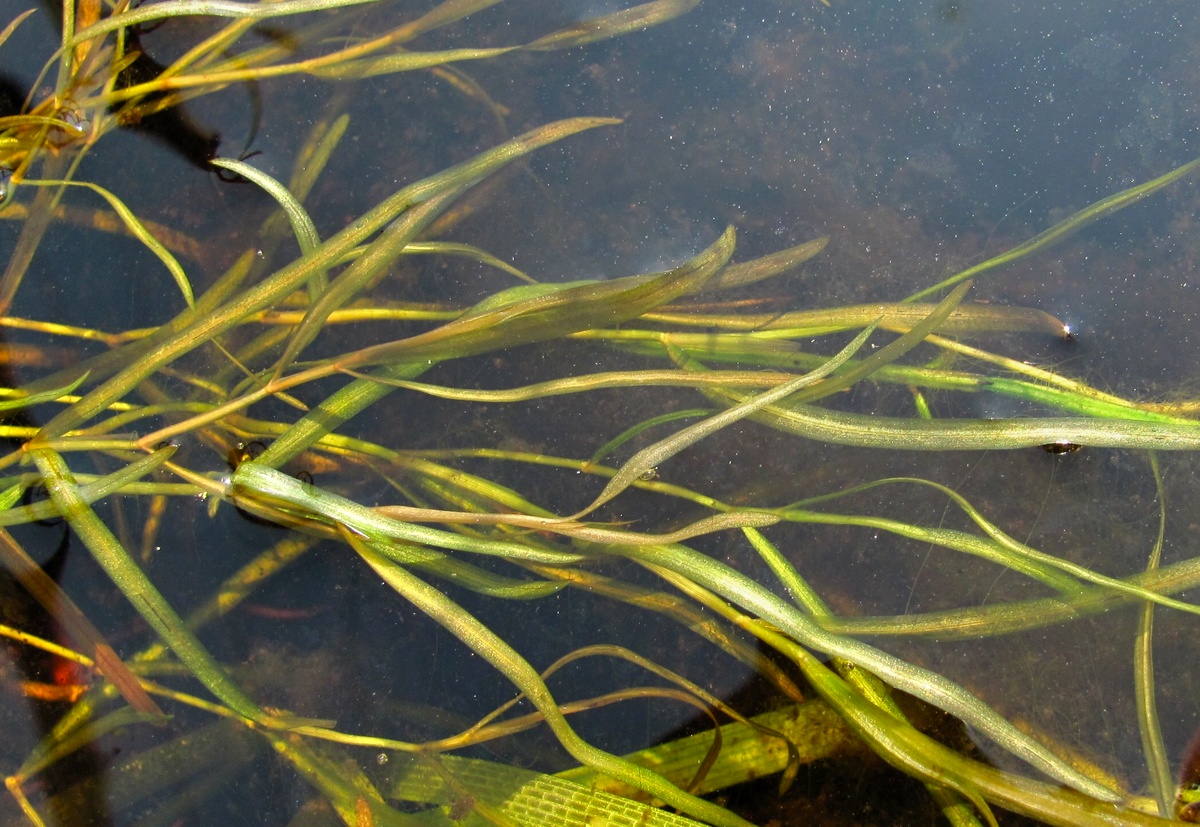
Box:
[0,168,12,207]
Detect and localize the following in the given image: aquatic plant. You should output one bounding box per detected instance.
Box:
[1,1,1199,825]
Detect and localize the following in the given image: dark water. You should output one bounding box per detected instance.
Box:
[3,1,1200,824]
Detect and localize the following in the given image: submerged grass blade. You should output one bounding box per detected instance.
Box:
[788,640,998,826]
[28,446,269,725]
[15,706,166,783]
[554,699,851,800]
[251,227,734,467]
[648,300,1068,339]
[742,526,987,827]
[649,561,999,825]
[1136,454,1172,816]
[392,752,714,826]
[230,462,585,564]
[0,154,71,317]
[346,533,754,827]
[308,46,519,80]
[70,0,386,43]
[907,156,1200,301]
[589,409,710,466]
[1,445,178,527]
[23,178,195,308]
[819,548,1200,639]
[209,158,320,255]
[264,733,421,827]
[255,362,429,467]
[609,540,1120,801]
[730,399,1200,451]
[402,240,536,284]
[780,479,1200,614]
[526,0,700,50]
[571,321,878,518]
[700,236,828,292]
[270,187,461,378]
[0,9,36,53]
[794,280,972,405]
[334,226,736,369]
[0,372,88,411]
[37,118,618,438]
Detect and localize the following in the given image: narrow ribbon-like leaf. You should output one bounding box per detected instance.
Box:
[0,371,88,411]
[38,118,618,438]
[28,447,269,725]
[346,532,753,827]
[526,0,699,50]
[23,179,194,307]
[571,321,877,518]
[0,9,36,53]
[211,158,320,255]
[612,540,1120,801]
[907,156,1200,301]
[231,462,584,565]
[334,227,736,369]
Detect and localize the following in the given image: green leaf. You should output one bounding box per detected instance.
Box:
[23,179,194,307]
[0,371,88,412]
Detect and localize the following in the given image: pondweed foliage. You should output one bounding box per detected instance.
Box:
[1,1,1199,825]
